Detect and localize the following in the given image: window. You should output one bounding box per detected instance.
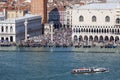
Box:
[73,28,75,32]
[1,37,4,42]
[74,35,77,41]
[76,28,79,33]
[6,37,8,41]
[92,16,96,22]
[10,26,13,32]
[79,16,84,22]
[67,19,69,21]
[105,16,110,22]
[116,18,120,24]
[1,26,4,32]
[10,36,13,42]
[6,26,8,32]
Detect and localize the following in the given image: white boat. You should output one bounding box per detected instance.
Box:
[71,67,108,74]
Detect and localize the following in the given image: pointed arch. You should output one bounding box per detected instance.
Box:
[79,28,80,33]
[76,28,79,33]
[110,36,114,41]
[105,16,110,22]
[96,29,99,33]
[112,29,114,33]
[99,29,101,33]
[107,29,109,33]
[86,28,88,32]
[74,35,78,42]
[105,36,109,41]
[79,35,83,42]
[94,36,98,42]
[99,36,103,42]
[91,29,93,33]
[102,29,104,33]
[94,29,96,33]
[104,29,106,33]
[84,28,85,32]
[79,16,84,22]
[73,28,75,32]
[115,36,119,41]
[92,16,97,22]
[116,18,120,24]
[110,29,111,33]
[89,28,91,32]
[84,35,88,41]
[89,36,93,41]
[81,28,83,32]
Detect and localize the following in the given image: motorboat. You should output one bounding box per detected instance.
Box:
[71,67,108,74]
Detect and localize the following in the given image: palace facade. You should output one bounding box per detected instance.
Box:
[67,3,120,45]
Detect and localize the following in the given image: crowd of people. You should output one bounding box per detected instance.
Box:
[52,27,72,46]
[21,27,73,47]
[19,27,119,48]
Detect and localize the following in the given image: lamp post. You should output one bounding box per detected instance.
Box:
[24,19,28,42]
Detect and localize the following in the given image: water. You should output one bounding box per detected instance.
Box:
[0,47,120,80]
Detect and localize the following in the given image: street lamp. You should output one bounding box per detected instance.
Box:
[24,19,28,42]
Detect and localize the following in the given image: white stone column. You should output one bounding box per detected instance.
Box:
[24,19,28,42]
[50,23,53,43]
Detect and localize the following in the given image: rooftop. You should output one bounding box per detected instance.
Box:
[72,3,120,9]
[0,14,41,23]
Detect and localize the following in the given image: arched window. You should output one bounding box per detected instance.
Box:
[79,36,83,41]
[84,36,88,41]
[6,26,8,32]
[10,26,13,32]
[86,29,88,32]
[73,28,75,32]
[6,37,8,41]
[74,35,78,42]
[76,28,79,33]
[81,28,83,32]
[116,18,120,24]
[79,16,84,22]
[115,36,119,42]
[92,16,96,22]
[105,16,110,22]
[79,28,80,33]
[10,36,13,42]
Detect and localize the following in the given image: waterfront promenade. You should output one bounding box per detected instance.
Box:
[0,46,120,53]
